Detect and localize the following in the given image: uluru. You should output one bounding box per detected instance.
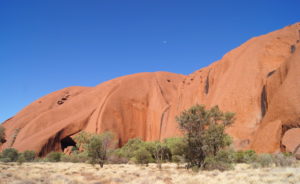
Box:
[1,23,299,156]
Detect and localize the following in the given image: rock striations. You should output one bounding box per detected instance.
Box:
[1,23,300,156]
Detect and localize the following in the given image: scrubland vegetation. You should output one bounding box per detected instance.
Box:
[0,105,300,183]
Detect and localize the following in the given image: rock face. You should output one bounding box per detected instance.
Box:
[1,23,300,156]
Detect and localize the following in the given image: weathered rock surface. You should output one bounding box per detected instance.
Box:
[1,23,300,155]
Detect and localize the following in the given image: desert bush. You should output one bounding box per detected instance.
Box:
[255,154,274,167]
[164,137,186,160]
[234,150,257,163]
[22,150,36,162]
[176,104,235,168]
[203,155,233,171]
[215,149,235,164]
[0,148,19,162]
[115,138,156,164]
[202,149,234,171]
[115,138,144,159]
[46,152,63,162]
[61,151,89,163]
[273,153,295,167]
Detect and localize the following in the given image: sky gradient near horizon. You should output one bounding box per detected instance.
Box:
[0,0,299,122]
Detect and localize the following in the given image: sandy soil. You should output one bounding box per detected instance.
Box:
[0,162,300,184]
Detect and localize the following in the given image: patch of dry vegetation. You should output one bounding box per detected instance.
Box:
[1,162,300,184]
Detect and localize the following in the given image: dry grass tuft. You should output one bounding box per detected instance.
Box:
[0,162,300,184]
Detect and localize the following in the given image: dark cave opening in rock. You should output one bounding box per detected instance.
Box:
[60,136,76,151]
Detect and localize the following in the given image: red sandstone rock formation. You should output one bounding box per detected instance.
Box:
[1,23,300,155]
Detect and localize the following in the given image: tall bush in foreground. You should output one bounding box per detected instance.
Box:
[87,132,115,168]
[176,104,234,168]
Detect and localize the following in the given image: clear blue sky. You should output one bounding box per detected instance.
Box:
[0,0,299,123]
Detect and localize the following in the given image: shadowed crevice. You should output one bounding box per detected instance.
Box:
[261,85,268,118]
[60,136,76,151]
[267,70,276,77]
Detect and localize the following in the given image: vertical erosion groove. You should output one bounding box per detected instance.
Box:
[155,76,170,140]
[261,85,268,118]
[204,72,210,94]
[39,131,62,156]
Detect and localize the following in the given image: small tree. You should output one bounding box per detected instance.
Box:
[0,125,5,145]
[147,141,169,169]
[87,132,115,168]
[176,104,234,168]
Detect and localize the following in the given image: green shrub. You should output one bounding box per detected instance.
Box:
[116,138,158,164]
[164,137,186,160]
[0,148,19,162]
[234,150,256,163]
[215,149,235,164]
[116,138,144,159]
[46,152,62,162]
[22,150,36,162]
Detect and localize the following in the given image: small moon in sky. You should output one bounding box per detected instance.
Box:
[162,40,167,44]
